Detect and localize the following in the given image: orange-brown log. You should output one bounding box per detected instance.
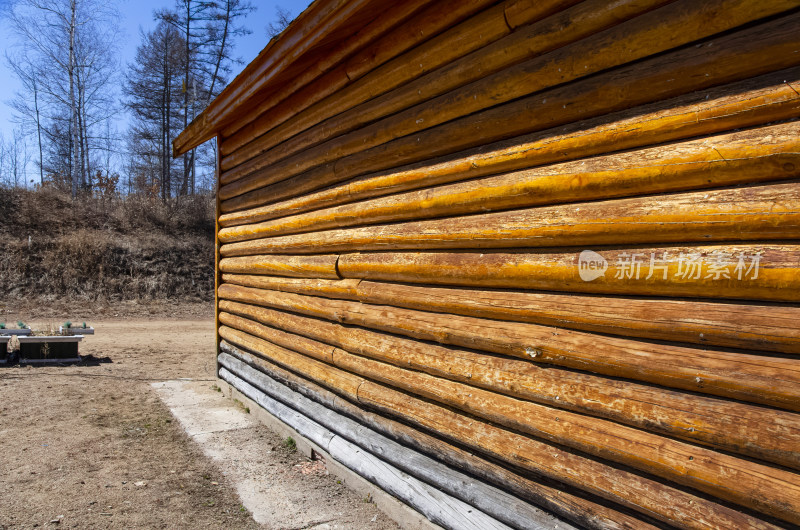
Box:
[221,309,800,521]
[218,324,783,529]
[222,275,363,300]
[217,283,800,410]
[218,254,340,279]
[218,126,800,241]
[221,14,800,212]
[219,0,799,195]
[219,0,503,150]
[222,342,659,530]
[219,182,800,257]
[218,69,800,224]
[336,244,800,302]
[174,0,378,155]
[219,301,800,469]
[221,0,670,175]
[220,273,800,354]
[331,345,800,523]
[357,280,800,355]
[220,1,516,168]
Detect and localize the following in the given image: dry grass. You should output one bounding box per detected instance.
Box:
[0,188,214,303]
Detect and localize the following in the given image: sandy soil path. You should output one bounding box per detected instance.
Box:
[0,319,398,529]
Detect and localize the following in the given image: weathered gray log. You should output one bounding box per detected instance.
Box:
[219,340,658,530]
[218,365,519,530]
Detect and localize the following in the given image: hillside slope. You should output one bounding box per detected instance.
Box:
[0,189,214,304]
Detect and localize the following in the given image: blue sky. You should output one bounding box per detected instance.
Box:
[0,0,311,176]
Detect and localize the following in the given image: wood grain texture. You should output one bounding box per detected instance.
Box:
[217,325,783,529]
[218,125,800,241]
[221,273,800,354]
[218,70,800,223]
[218,0,799,197]
[219,0,502,150]
[217,284,800,410]
[219,182,800,255]
[221,13,800,211]
[219,351,574,530]
[219,365,516,530]
[336,244,800,302]
[218,254,340,279]
[220,340,661,530]
[220,0,669,175]
[219,301,800,470]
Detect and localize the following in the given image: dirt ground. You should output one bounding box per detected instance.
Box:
[0,307,400,529]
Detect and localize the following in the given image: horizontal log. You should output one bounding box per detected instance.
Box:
[336,244,800,302]
[217,284,800,410]
[218,254,340,279]
[218,125,800,242]
[221,14,800,213]
[219,182,800,256]
[218,325,782,529]
[219,68,800,220]
[220,0,516,169]
[220,341,660,530]
[219,0,799,197]
[219,351,573,530]
[332,344,800,523]
[221,273,800,354]
[221,0,670,176]
[219,0,502,150]
[174,0,377,155]
[221,275,363,300]
[219,366,515,530]
[219,302,800,470]
[355,280,800,354]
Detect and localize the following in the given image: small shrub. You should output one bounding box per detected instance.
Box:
[284,436,296,452]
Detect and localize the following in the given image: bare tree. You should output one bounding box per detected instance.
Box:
[156,0,254,196]
[124,22,185,199]
[5,0,120,197]
[266,6,293,38]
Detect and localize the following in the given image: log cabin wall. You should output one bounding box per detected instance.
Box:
[177,0,800,528]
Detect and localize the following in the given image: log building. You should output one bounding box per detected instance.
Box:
[175,0,800,527]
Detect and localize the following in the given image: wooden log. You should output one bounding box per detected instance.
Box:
[221,0,670,176]
[329,345,800,523]
[218,125,800,241]
[219,67,800,219]
[222,274,362,300]
[218,1,800,197]
[174,0,379,155]
[219,0,502,150]
[218,303,800,470]
[219,366,515,530]
[218,182,800,256]
[221,272,800,354]
[219,351,574,530]
[220,0,515,170]
[218,254,340,279]
[217,284,800,410]
[354,279,800,355]
[217,326,783,529]
[336,244,800,302]
[220,340,660,530]
[221,16,800,213]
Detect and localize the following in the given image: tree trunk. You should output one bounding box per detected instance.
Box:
[69,0,79,198]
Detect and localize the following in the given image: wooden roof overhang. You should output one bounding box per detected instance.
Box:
[173,0,414,157]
